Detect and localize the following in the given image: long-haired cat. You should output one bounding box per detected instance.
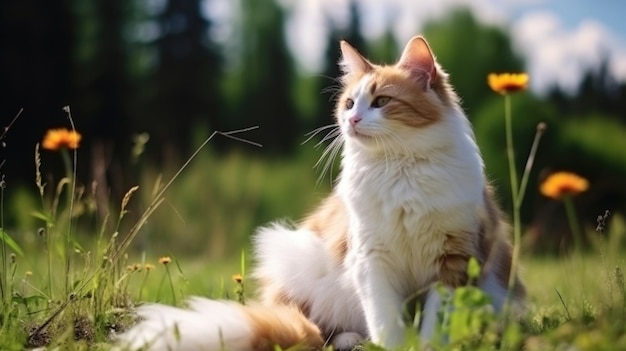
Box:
[117,36,525,351]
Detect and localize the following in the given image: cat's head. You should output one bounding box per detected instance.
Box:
[335,36,463,157]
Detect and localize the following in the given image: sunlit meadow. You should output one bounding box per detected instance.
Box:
[1,79,626,351]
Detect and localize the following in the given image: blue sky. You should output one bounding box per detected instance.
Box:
[512,0,626,36]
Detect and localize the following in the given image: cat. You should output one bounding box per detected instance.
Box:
[117,35,525,351]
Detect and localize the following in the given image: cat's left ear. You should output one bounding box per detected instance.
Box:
[396,36,437,88]
[339,40,373,76]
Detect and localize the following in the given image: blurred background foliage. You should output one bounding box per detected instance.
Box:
[1,1,625,259]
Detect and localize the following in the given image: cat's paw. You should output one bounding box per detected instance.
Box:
[330,332,365,350]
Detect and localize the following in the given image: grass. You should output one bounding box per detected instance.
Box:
[1,121,625,350]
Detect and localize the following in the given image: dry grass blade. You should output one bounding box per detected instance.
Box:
[34,143,45,198]
[72,126,261,299]
[113,126,260,260]
[0,108,23,142]
[120,186,140,220]
[216,126,262,147]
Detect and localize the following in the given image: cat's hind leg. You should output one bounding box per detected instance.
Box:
[252,222,333,306]
[252,222,367,344]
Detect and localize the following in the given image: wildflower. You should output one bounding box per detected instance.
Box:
[232,274,245,304]
[126,263,142,272]
[540,172,589,200]
[158,256,172,265]
[42,128,81,150]
[25,271,33,277]
[487,73,529,94]
[144,263,155,271]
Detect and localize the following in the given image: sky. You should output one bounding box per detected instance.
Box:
[208,0,626,95]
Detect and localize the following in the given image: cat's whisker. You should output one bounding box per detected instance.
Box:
[316,129,341,148]
[315,136,342,173]
[315,137,343,185]
[304,124,337,137]
[321,85,341,96]
[302,124,339,145]
[327,137,344,184]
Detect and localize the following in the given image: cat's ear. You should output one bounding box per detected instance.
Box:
[339,40,373,76]
[396,36,437,88]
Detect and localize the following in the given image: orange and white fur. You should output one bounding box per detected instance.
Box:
[117,36,525,351]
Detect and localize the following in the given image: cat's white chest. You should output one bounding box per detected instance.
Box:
[342,158,451,236]
[339,155,481,292]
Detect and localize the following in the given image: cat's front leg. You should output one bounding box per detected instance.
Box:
[419,286,452,342]
[349,256,405,348]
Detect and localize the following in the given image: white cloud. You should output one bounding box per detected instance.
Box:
[512,11,626,94]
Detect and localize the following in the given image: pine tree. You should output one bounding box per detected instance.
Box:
[227,0,298,152]
[145,0,222,153]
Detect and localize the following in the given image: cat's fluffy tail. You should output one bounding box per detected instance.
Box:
[116,298,324,351]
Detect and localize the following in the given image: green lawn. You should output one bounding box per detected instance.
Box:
[1,149,625,350]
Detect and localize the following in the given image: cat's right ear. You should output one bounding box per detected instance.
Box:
[339,40,373,76]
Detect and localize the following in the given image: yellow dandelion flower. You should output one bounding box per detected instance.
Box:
[540,172,589,200]
[158,256,172,265]
[42,128,82,150]
[487,73,529,94]
[232,274,243,284]
[144,263,155,271]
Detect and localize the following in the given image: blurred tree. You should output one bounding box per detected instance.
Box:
[314,0,367,130]
[68,0,146,221]
[73,0,132,141]
[422,9,525,118]
[224,0,298,152]
[0,0,75,185]
[144,0,223,154]
[368,29,400,65]
[548,57,625,123]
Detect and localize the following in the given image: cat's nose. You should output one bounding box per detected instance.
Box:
[348,115,362,127]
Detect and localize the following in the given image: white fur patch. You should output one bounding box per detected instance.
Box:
[330,331,365,350]
[116,299,253,351]
[252,223,367,337]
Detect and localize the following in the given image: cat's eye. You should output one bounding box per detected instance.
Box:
[345,98,355,110]
[371,96,391,108]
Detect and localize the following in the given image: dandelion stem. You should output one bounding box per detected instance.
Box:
[501,93,524,339]
[504,93,521,295]
[60,149,74,296]
[138,270,150,301]
[165,265,176,305]
[504,95,519,202]
[563,195,583,254]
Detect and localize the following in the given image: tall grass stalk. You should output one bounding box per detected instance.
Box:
[0,108,23,324]
[501,97,546,339]
[563,195,584,256]
[1,175,7,309]
[62,106,79,295]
